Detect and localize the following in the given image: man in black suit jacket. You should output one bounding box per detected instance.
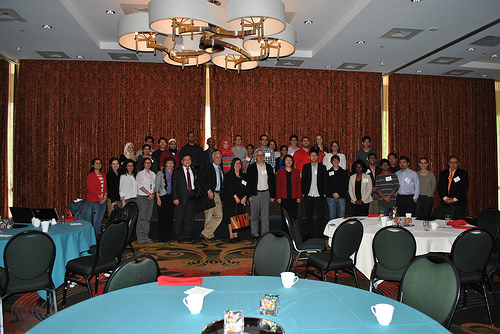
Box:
[437,156,469,219]
[199,150,224,242]
[172,154,199,242]
[301,149,327,238]
[247,148,276,241]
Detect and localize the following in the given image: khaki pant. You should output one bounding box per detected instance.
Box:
[202,193,223,239]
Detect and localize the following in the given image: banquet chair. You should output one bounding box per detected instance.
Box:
[0,231,57,314]
[62,219,128,306]
[103,254,159,293]
[399,254,460,329]
[451,227,494,326]
[122,201,139,256]
[369,226,416,292]
[282,208,326,271]
[305,219,363,287]
[477,207,500,308]
[252,231,293,276]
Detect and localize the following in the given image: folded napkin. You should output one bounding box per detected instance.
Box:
[158,276,203,286]
[368,214,379,218]
[453,226,475,229]
[59,216,78,222]
[446,220,467,227]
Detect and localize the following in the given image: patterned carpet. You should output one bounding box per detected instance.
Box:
[2,238,500,333]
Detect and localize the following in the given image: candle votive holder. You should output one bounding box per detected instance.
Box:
[260,294,280,316]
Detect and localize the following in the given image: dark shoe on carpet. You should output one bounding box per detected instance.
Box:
[200,233,211,243]
[252,236,259,242]
[178,239,184,244]
[185,238,194,243]
[235,237,242,242]
[229,238,236,243]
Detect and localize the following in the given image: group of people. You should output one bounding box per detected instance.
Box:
[86,133,468,242]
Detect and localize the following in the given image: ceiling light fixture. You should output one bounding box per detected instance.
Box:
[356,40,365,44]
[118,0,296,72]
[416,70,422,73]
[42,24,52,29]
[303,20,313,25]
[106,10,116,15]
[481,74,488,77]
[491,54,498,58]
[76,55,84,59]
[325,65,332,69]
[466,47,475,51]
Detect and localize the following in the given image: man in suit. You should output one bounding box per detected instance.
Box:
[247,148,276,241]
[437,156,469,219]
[200,137,217,169]
[199,150,224,242]
[172,154,199,243]
[301,149,327,238]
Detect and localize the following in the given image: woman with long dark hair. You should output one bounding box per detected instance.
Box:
[348,160,372,216]
[87,158,107,235]
[119,159,137,207]
[223,158,248,242]
[276,154,301,219]
[106,157,120,214]
[155,156,175,242]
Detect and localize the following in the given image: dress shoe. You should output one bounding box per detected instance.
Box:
[200,233,211,242]
[177,239,184,244]
[185,238,194,243]
[209,237,216,243]
[252,236,259,242]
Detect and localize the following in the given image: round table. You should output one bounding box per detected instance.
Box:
[0,220,96,290]
[323,217,468,279]
[28,276,448,333]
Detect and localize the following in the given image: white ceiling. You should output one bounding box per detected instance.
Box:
[1,0,499,79]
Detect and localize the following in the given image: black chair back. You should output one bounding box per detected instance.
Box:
[98,219,129,261]
[103,254,160,293]
[252,230,293,276]
[451,227,493,275]
[477,207,500,240]
[373,226,416,271]
[330,218,363,261]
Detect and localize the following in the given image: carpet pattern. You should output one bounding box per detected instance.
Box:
[2,239,499,333]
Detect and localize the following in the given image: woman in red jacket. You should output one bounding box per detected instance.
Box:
[87,158,107,236]
[276,154,301,225]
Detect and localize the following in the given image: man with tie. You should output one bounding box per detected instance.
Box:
[199,150,224,242]
[437,156,469,219]
[172,154,199,243]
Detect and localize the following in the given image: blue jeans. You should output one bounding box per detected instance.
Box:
[90,201,106,236]
[326,197,345,220]
[378,204,391,216]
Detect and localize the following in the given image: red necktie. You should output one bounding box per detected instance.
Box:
[186,167,192,191]
[447,170,454,193]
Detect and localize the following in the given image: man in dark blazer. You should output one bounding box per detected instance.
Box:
[199,150,224,242]
[301,149,327,238]
[172,154,199,242]
[247,148,276,241]
[437,156,469,219]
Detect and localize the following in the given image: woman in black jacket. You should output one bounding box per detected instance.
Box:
[223,158,248,242]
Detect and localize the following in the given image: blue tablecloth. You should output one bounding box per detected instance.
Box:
[0,220,96,291]
[29,276,448,333]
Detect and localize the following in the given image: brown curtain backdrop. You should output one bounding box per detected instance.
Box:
[0,59,9,217]
[14,60,205,213]
[210,66,382,168]
[388,74,497,217]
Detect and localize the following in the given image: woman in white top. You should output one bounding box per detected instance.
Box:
[135,157,156,243]
[324,141,346,170]
[119,159,138,207]
[348,160,372,216]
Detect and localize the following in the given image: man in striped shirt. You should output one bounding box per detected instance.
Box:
[375,159,400,216]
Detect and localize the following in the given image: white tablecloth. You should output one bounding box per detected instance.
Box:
[323,217,468,279]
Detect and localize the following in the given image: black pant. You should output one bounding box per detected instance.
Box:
[352,203,369,216]
[281,198,298,233]
[415,195,433,218]
[158,194,174,241]
[304,196,325,238]
[174,191,196,240]
[396,195,415,216]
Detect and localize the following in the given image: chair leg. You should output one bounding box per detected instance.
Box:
[486,273,500,310]
[62,273,69,307]
[84,276,93,298]
[334,270,338,283]
[463,284,468,308]
[291,252,301,271]
[321,270,327,281]
[304,262,309,279]
[94,274,99,296]
[480,283,494,327]
[51,288,58,313]
[352,266,360,288]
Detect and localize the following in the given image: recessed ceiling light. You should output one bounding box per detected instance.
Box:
[491,54,498,58]
[325,65,332,69]
[411,0,422,2]
[429,27,439,32]
[42,24,52,29]
[356,40,365,44]
[481,74,488,77]
[76,55,84,59]
[416,70,422,73]
[467,47,475,51]
[304,20,313,25]
[106,9,116,15]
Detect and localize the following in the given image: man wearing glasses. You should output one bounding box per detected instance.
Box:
[437,156,469,219]
[249,134,276,168]
[247,148,276,241]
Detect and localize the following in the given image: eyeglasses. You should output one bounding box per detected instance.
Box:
[449,161,459,164]
[255,154,264,157]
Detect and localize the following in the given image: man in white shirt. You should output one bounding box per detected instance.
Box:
[395,156,420,216]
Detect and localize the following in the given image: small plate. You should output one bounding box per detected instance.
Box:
[202,317,284,333]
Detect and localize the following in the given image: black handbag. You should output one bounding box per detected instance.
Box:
[194,194,216,213]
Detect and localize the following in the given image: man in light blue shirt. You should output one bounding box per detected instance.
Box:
[395,156,419,216]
